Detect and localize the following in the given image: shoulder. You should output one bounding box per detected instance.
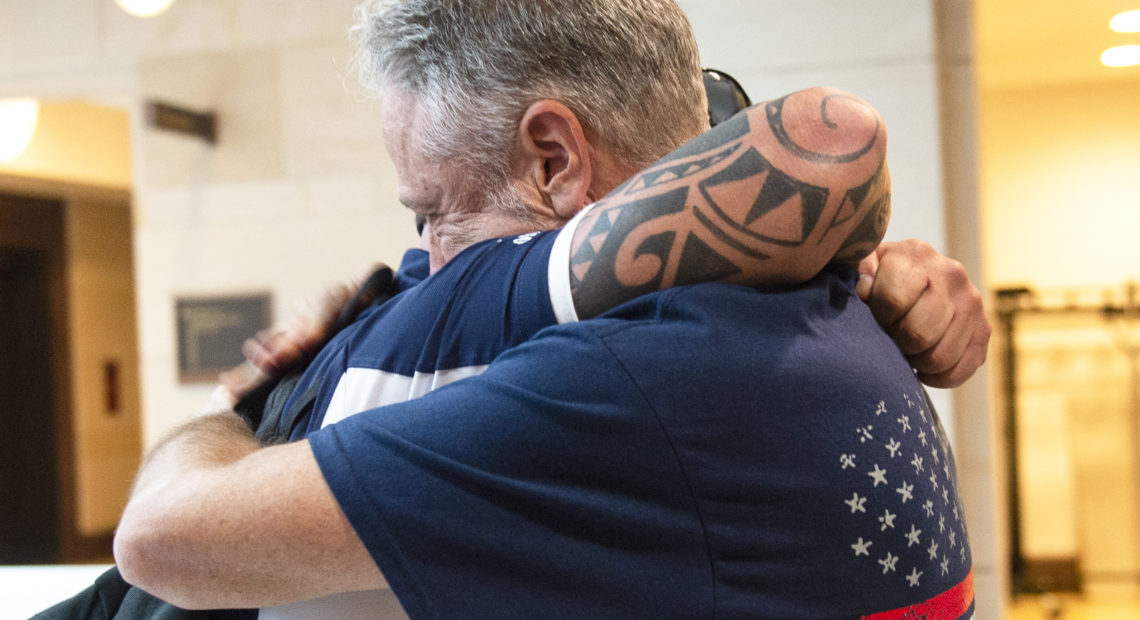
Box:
[570,265,862,342]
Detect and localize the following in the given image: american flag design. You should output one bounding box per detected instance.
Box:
[840,388,974,619]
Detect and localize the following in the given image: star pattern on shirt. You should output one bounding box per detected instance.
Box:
[911,454,924,474]
[879,552,899,574]
[896,481,914,504]
[885,438,902,459]
[868,464,888,487]
[906,524,922,548]
[846,493,868,514]
[837,389,972,594]
[879,509,897,531]
[906,567,923,587]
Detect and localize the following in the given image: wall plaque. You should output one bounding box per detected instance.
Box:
[175,293,271,383]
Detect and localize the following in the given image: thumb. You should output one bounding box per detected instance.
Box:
[855,251,879,300]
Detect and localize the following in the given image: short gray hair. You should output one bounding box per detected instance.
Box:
[351,0,708,211]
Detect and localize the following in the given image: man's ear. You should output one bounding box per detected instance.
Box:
[514,99,593,219]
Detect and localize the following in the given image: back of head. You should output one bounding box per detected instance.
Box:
[352,0,708,206]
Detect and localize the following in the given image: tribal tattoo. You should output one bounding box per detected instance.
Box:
[569,87,889,319]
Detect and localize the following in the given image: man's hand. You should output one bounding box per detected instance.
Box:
[855,240,990,388]
[213,264,392,408]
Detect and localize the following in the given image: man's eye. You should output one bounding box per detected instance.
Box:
[415,214,426,236]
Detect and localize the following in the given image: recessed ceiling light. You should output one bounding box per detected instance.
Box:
[0,98,40,162]
[1102,45,1140,67]
[1110,10,1140,32]
[114,0,175,18]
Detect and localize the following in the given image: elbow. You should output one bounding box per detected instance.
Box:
[813,86,887,161]
[766,86,889,196]
[113,518,151,594]
[809,87,890,263]
[114,508,172,603]
[114,504,211,609]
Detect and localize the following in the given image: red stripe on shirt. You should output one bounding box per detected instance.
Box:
[861,570,974,620]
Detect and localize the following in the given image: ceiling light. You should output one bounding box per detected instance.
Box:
[114,0,175,18]
[1102,45,1140,67]
[0,98,40,163]
[1110,10,1140,32]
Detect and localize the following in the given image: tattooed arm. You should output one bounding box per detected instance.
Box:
[570,87,889,318]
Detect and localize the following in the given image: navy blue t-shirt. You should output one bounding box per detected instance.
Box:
[282,230,564,440]
[308,262,975,618]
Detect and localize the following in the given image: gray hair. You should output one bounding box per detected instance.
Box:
[351,0,708,215]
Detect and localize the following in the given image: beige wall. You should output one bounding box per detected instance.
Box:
[980,82,1140,289]
[66,198,142,536]
[124,1,418,445]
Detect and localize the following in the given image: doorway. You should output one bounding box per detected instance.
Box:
[0,194,67,563]
[0,248,62,563]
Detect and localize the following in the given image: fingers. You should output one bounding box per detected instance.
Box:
[237,263,393,379]
[213,358,269,410]
[914,323,990,388]
[243,325,310,378]
[885,285,954,356]
[864,239,992,389]
[908,284,990,388]
[862,241,931,327]
[214,263,395,408]
[855,252,879,300]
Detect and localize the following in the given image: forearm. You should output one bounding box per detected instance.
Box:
[570,87,889,318]
[115,414,381,608]
[115,413,260,604]
[133,412,259,483]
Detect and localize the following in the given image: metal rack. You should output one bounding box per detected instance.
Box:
[996,283,1140,593]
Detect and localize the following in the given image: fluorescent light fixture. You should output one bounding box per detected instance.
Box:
[1110,10,1140,32]
[1102,45,1140,67]
[0,98,40,162]
[114,0,175,18]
